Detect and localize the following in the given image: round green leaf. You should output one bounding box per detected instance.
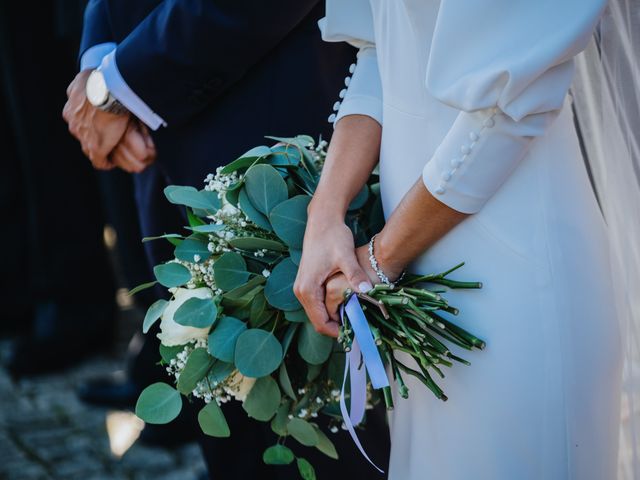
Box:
[296,457,317,480]
[198,401,230,437]
[174,237,211,263]
[174,297,218,328]
[177,348,215,395]
[269,144,302,167]
[208,316,247,362]
[289,248,302,266]
[263,445,295,465]
[235,329,283,378]
[243,376,281,421]
[287,418,319,447]
[143,299,168,334]
[270,402,291,436]
[298,321,333,365]
[208,361,235,383]
[135,383,182,424]
[244,164,288,215]
[213,252,250,291]
[159,344,184,363]
[284,309,308,323]
[269,195,310,249]
[264,258,300,311]
[154,263,192,288]
[238,188,272,231]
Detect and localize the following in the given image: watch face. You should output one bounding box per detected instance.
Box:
[86,70,109,107]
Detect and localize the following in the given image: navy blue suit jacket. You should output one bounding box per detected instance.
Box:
[80,0,354,185]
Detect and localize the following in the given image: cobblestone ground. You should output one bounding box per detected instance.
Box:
[0,303,207,480]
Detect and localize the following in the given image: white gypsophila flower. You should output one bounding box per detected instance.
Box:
[157,287,214,346]
[223,370,256,402]
[262,269,271,278]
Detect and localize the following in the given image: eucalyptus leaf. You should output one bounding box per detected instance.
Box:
[143,299,168,334]
[164,185,218,211]
[213,252,250,291]
[262,445,294,465]
[235,329,283,378]
[270,401,291,436]
[135,383,182,424]
[154,263,191,288]
[287,418,319,447]
[269,144,302,166]
[238,188,272,231]
[142,233,183,243]
[228,236,286,252]
[198,401,230,437]
[296,458,317,480]
[174,297,218,328]
[243,376,281,421]
[128,280,158,296]
[177,348,215,395]
[269,195,310,249]
[159,344,185,363]
[306,363,322,382]
[314,426,339,459]
[298,321,333,365]
[281,322,299,355]
[187,208,206,227]
[208,316,247,362]
[223,275,266,300]
[174,237,211,263]
[244,164,288,215]
[220,145,272,174]
[264,258,300,311]
[284,309,308,323]
[278,363,297,401]
[187,224,225,233]
[289,248,302,266]
[208,361,235,384]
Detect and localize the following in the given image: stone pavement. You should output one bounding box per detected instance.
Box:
[0,309,207,480]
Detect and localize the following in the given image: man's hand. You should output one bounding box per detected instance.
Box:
[110,121,156,173]
[63,70,155,172]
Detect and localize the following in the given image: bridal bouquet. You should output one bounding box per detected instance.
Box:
[133,135,484,478]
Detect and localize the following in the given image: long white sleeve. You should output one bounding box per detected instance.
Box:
[319,0,382,126]
[422,0,606,213]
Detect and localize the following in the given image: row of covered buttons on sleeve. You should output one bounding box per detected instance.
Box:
[328,63,357,123]
[434,109,498,195]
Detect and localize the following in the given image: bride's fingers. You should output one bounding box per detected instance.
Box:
[325,274,350,323]
[295,280,339,338]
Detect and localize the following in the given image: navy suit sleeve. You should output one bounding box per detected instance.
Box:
[79,0,114,58]
[114,0,320,127]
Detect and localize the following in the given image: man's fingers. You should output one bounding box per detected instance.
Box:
[111,143,147,173]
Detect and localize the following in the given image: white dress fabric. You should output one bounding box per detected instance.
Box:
[321,1,623,478]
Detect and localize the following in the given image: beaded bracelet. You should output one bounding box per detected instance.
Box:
[368,234,405,288]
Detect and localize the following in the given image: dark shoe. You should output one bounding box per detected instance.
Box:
[5,301,115,379]
[77,371,142,409]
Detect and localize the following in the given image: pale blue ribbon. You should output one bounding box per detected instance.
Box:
[339,295,389,473]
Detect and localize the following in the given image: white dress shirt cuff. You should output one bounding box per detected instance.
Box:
[80,42,116,71]
[99,50,167,130]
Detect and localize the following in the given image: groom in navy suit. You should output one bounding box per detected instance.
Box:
[64,0,389,478]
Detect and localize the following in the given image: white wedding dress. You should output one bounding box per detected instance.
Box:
[321,1,623,478]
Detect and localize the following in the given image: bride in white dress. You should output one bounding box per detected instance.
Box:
[294,0,623,478]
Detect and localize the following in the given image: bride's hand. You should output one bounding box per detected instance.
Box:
[324,245,380,326]
[294,211,373,338]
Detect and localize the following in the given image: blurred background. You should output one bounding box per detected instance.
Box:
[0,2,206,478]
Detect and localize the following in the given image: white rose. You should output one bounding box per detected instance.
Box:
[224,370,256,402]
[157,287,213,346]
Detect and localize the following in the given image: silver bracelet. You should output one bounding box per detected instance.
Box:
[368,234,405,288]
